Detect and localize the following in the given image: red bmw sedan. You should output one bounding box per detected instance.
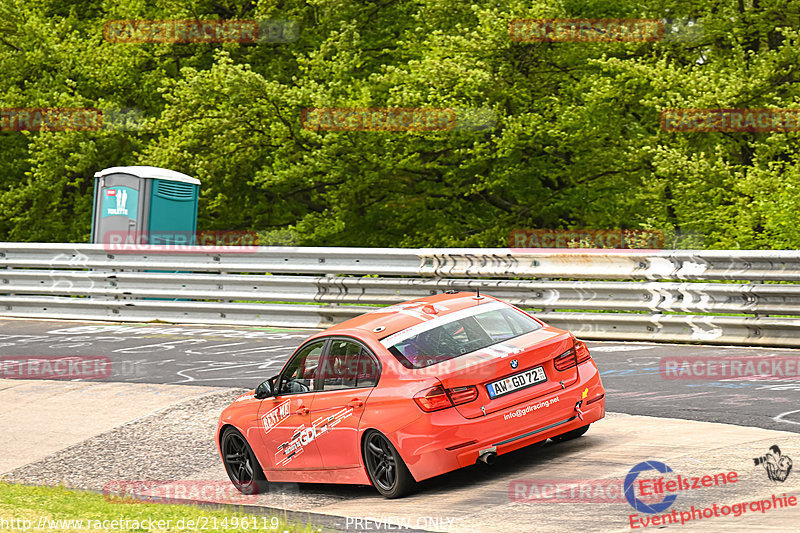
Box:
[216,291,606,498]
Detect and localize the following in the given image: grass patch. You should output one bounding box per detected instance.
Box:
[0,482,320,532]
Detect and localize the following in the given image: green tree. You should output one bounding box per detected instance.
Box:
[2,0,800,249]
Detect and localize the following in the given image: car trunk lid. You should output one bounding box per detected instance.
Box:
[430,327,578,419]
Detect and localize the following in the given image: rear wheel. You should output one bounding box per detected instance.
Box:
[362,430,416,498]
[221,427,267,494]
[551,424,590,442]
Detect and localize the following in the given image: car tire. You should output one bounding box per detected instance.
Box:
[551,424,590,442]
[221,427,268,494]
[362,430,416,498]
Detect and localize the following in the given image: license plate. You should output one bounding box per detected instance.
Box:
[486,366,547,399]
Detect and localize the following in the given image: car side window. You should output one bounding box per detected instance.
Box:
[355,348,380,388]
[321,340,380,391]
[278,340,325,395]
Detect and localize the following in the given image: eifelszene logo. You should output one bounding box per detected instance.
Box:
[624,461,678,514]
[625,460,739,517]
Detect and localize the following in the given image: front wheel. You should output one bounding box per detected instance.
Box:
[221,427,268,494]
[551,424,590,443]
[362,430,416,498]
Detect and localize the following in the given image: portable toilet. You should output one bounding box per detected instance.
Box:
[91,166,200,245]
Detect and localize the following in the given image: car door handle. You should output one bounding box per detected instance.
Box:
[347,399,363,408]
[295,406,309,415]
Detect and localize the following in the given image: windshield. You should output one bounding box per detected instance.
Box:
[386,306,542,369]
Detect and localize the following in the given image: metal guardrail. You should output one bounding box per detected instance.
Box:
[2,243,800,347]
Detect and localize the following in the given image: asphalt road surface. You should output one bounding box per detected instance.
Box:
[1,318,799,433]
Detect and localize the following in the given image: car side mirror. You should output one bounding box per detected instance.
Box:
[254,377,275,399]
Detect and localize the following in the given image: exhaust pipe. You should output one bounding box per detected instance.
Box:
[477,451,497,465]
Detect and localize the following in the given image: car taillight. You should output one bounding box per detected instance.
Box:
[414,385,453,412]
[447,385,478,405]
[553,349,575,371]
[575,340,591,362]
[413,384,479,412]
[554,340,592,371]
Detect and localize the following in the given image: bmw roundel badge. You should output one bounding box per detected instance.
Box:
[510,359,518,369]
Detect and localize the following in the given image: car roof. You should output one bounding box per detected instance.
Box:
[322,291,503,342]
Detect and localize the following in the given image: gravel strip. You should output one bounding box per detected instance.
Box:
[1,386,361,509]
[3,388,247,490]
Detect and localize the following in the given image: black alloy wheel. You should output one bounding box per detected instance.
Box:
[362,430,416,498]
[221,427,267,494]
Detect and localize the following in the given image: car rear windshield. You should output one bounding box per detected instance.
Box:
[386,306,542,369]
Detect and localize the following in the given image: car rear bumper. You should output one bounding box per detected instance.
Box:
[393,361,605,482]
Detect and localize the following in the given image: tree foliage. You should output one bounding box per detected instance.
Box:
[1,0,799,248]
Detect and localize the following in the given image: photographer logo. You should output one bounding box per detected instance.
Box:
[754,445,793,482]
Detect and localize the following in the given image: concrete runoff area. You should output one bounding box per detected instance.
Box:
[2,380,800,532]
[0,379,224,473]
